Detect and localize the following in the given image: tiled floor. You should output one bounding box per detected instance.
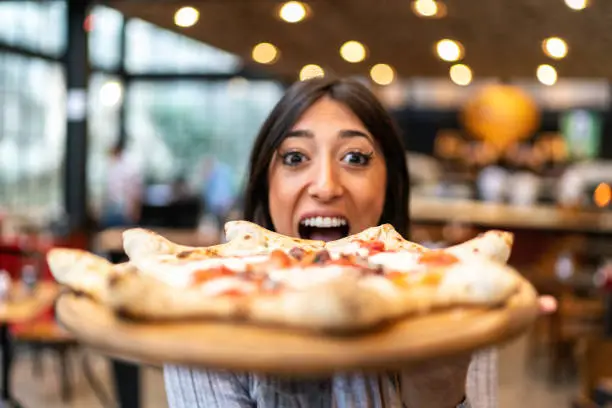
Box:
[8,333,577,408]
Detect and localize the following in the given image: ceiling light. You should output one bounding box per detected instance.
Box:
[100,80,123,107]
[564,0,588,10]
[542,37,568,59]
[412,0,438,17]
[252,42,279,64]
[299,64,325,81]
[174,6,199,28]
[279,1,308,23]
[370,64,395,85]
[449,64,472,86]
[436,39,464,62]
[340,41,367,63]
[537,64,557,86]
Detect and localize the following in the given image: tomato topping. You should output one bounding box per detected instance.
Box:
[299,252,317,266]
[330,254,357,266]
[191,266,234,285]
[269,249,293,268]
[358,240,385,254]
[418,251,458,266]
[217,288,246,297]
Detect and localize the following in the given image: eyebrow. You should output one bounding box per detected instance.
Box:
[285,129,373,141]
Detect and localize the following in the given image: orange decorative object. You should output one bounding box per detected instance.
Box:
[594,183,611,208]
[461,85,540,149]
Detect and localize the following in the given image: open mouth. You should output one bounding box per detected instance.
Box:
[298,216,350,242]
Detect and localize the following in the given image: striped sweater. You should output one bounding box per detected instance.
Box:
[163,348,496,407]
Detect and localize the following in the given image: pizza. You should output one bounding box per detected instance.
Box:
[47,222,523,333]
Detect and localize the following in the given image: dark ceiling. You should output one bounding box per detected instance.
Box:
[107,0,612,81]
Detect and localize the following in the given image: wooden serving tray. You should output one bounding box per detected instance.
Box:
[56,278,538,376]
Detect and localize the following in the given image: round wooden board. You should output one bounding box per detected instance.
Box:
[56,278,539,376]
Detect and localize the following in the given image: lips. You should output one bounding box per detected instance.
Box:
[298,214,350,242]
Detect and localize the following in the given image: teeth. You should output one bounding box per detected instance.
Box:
[300,216,347,228]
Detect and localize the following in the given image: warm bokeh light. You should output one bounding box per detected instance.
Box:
[340,41,367,63]
[279,1,307,23]
[412,0,446,18]
[594,183,612,208]
[461,85,540,150]
[564,0,588,10]
[537,64,557,86]
[174,6,199,28]
[370,64,395,85]
[542,37,568,59]
[436,39,464,62]
[299,64,325,80]
[449,64,472,86]
[252,42,279,64]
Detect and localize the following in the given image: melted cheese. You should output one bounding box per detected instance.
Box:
[328,242,370,259]
[200,277,257,296]
[367,251,423,273]
[143,255,269,288]
[268,265,352,289]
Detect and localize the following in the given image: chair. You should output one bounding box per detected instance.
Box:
[0,236,77,402]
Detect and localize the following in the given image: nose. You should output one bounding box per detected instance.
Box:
[307,160,343,202]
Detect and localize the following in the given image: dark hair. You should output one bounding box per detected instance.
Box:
[243,77,410,237]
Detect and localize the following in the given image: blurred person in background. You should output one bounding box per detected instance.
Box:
[198,156,236,228]
[100,142,143,229]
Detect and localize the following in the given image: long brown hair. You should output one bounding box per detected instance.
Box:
[243,77,410,237]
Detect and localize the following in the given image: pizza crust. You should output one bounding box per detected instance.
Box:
[47,249,126,303]
[224,221,325,252]
[108,272,397,333]
[107,273,244,320]
[433,260,520,306]
[446,230,514,263]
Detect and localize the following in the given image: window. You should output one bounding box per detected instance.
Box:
[125,19,241,74]
[0,52,66,216]
[0,1,66,57]
[88,5,124,71]
[87,73,123,212]
[124,79,284,191]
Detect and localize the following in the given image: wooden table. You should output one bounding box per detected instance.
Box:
[410,197,612,234]
[95,227,219,253]
[0,282,59,407]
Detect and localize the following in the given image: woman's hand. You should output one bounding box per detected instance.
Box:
[399,295,556,408]
[399,354,472,408]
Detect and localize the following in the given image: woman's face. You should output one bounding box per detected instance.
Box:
[268,97,387,241]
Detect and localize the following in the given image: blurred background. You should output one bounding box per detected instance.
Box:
[0,0,611,407]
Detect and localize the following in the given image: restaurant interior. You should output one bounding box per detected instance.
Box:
[1,0,612,407]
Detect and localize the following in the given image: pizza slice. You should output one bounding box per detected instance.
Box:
[48,222,526,334]
[47,248,131,303]
[49,247,403,332]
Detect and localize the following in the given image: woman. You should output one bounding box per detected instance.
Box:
[164,77,551,408]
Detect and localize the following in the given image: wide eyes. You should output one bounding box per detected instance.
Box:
[280,150,374,168]
[341,151,373,166]
[281,151,308,167]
